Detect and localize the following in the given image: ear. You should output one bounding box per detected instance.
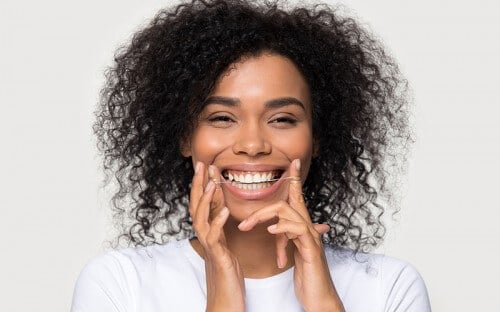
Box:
[179,137,192,158]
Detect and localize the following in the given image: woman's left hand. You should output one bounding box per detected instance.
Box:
[238,159,345,312]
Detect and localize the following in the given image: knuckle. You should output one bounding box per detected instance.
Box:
[192,220,204,232]
[300,223,308,232]
[206,235,218,248]
[278,200,288,207]
[276,200,288,212]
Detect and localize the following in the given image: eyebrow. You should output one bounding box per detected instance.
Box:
[203,96,306,111]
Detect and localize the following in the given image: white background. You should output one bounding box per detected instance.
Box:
[1,0,499,311]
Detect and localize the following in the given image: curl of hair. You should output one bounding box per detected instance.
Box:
[95,0,411,252]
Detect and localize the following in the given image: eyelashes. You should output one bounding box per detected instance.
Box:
[208,115,233,123]
[207,115,298,125]
[270,116,297,124]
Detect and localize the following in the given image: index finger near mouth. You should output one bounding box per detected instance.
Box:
[189,161,207,217]
[207,165,226,219]
[288,159,311,222]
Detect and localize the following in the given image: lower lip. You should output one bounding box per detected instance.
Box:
[222,175,285,200]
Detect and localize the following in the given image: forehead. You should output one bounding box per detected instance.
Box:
[210,53,311,110]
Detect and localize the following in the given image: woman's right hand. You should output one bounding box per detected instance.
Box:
[189,162,245,312]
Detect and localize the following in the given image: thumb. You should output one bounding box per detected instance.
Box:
[288,159,310,222]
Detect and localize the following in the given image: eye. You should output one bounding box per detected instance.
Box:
[206,114,235,127]
[269,116,298,127]
[272,117,296,123]
[209,115,233,122]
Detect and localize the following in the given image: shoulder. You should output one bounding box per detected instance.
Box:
[323,245,427,287]
[76,239,187,282]
[71,239,198,312]
[70,246,140,311]
[324,245,431,312]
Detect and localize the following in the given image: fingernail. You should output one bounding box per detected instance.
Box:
[295,159,301,171]
[219,207,229,218]
[208,165,215,179]
[238,219,248,229]
[195,162,201,174]
[267,224,277,232]
[204,180,214,193]
[277,257,283,269]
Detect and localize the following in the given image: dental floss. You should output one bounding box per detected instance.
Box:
[213,176,301,184]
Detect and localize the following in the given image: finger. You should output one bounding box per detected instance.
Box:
[238,201,303,231]
[287,159,311,222]
[267,219,316,247]
[193,179,216,236]
[205,207,230,253]
[208,165,226,220]
[313,223,330,235]
[275,233,289,269]
[189,162,208,217]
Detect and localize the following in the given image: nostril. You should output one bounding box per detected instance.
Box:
[232,131,272,156]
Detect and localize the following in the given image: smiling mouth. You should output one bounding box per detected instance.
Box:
[221,169,284,190]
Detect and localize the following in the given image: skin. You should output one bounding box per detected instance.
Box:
[182,53,345,312]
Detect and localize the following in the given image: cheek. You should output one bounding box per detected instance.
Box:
[274,130,314,158]
[190,129,230,162]
[273,130,314,177]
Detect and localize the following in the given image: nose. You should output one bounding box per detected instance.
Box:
[232,123,271,157]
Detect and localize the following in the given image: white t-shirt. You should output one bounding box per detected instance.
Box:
[71,239,431,311]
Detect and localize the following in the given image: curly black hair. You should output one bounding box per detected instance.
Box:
[95,0,411,252]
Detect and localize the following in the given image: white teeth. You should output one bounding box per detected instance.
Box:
[244,173,252,183]
[221,169,281,191]
[230,181,272,190]
[225,170,279,183]
[254,173,261,182]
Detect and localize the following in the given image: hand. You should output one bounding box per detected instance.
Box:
[189,162,245,312]
[238,159,345,312]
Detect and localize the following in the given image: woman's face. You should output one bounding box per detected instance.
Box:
[182,53,315,221]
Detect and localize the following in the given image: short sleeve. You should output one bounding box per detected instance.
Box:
[70,252,137,312]
[381,256,432,312]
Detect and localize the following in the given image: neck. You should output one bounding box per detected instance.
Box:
[226,217,294,278]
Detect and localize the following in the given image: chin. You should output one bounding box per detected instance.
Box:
[225,201,267,221]
[222,184,288,222]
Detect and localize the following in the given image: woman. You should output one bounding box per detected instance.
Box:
[72,0,431,311]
